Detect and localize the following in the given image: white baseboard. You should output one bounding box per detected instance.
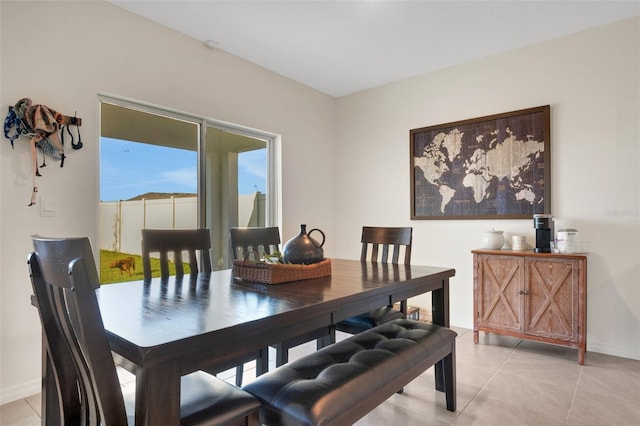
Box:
[0,379,40,406]
[588,340,640,361]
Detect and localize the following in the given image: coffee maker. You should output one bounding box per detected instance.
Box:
[533,214,554,253]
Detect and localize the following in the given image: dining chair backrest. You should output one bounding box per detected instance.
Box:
[361,226,412,265]
[229,227,281,261]
[141,228,212,282]
[29,236,128,425]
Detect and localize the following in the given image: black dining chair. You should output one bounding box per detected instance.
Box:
[335,226,413,335]
[141,228,213,282]
[28,235,260,425]
[230,226,281,261]
[230,227,334,366]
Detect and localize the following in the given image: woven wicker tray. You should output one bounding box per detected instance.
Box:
[232,258,331,284]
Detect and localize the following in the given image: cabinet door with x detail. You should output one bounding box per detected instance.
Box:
[525,258,579,342]
[475,254,524,334]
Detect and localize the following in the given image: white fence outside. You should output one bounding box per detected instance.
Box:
[99,193,265,256]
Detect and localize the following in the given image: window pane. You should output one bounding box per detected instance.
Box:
[99,137,198,284]
[238,149,267,195]
[100,138,197,202]
[99,101,199,283]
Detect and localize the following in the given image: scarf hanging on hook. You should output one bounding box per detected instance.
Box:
[3,98,83,206]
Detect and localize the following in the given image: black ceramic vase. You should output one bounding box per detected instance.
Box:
[282,224,325,264]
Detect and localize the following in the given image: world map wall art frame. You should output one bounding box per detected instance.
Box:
[410,105,551,220]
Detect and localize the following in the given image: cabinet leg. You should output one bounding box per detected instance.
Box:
[473,330,479,344]
[578,348,585,365]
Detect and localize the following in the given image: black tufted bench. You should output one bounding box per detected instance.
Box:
[243,318,457,426]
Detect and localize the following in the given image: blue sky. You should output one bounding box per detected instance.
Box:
[100,138,266,201]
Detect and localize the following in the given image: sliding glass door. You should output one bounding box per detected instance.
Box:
[99,96,278,282]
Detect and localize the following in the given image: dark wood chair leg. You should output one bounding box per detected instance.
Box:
[256,347,269,376]
[317,329,335,349]
[275,343,288,367]
[235,365,244,387]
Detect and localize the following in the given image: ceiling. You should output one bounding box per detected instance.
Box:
[109,0,639,97]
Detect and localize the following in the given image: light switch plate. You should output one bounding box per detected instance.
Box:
[40,198,55,217]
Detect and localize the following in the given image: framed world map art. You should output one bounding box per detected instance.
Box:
[410,105,550,220]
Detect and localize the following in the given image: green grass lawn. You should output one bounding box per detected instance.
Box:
[100,250,190,284]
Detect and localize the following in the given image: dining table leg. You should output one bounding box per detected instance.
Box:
[431,278,450,393]
[135,363,181,425]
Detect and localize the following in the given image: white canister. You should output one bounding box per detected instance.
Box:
[557,229,579,253]
[482,229,504,250]
[511,235,527,251]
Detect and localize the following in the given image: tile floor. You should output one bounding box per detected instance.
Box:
[2,327,639,425]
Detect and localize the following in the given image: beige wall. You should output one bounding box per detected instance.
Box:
[333,17,639,360]
[0,0,336,403]
[1,0,638,404]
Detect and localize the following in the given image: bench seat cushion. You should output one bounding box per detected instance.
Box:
[244,319,456,426]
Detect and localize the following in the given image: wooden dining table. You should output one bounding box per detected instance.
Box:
[40,258,455,425]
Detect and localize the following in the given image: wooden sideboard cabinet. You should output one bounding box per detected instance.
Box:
[472,249,587,364]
